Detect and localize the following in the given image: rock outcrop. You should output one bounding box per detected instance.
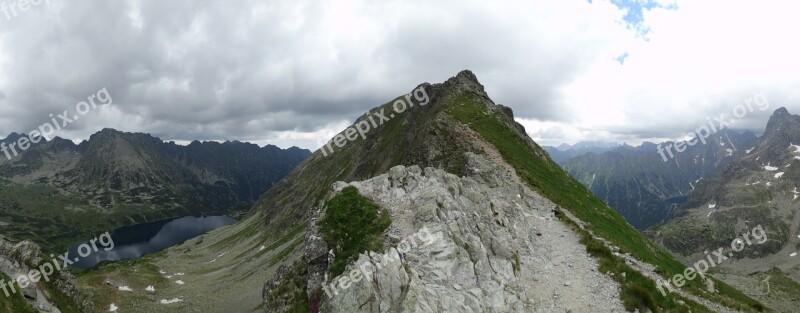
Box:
[0,239,90,313]
[310,153,625,312]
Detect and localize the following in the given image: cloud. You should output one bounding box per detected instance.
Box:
[0,0,795,150]
[549,0,800,145]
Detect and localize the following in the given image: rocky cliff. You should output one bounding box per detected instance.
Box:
[0,239,88,313]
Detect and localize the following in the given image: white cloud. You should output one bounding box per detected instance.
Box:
[541,0,800,145]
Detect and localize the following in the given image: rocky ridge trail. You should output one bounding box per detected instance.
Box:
[315,153,626,312]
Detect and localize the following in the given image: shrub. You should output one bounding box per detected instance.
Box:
[319,186,392,276]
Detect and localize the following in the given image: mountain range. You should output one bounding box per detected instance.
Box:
[543,141,621,163]
[0,129,310,251]
[651,107,800,312]
[561,130,758,229]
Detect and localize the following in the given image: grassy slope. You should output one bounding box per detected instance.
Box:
[0,272,37,313]
[448,92,764,312]
[0,179,220,254]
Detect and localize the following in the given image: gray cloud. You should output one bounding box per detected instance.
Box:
[1,0,793,149]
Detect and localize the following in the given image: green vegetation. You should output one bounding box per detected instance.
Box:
[0,180,209,254]
[766,267,800,302]
[38,279,83,313]
[319,186,391,276]
[265,261,309,312]
[74,251,170,311]
[449,92,765,312]
[0,272,37,313]
[268,236,305,267]
[556,208,706,312]
[0,269,82,313]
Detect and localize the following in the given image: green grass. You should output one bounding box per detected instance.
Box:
[557,208,707,312]
[448,92,765,312]
[0,272,37,313]
[0,267,83,313]
[268,236,305,267]
[0,180,225,255]
[319,186,391,276]
[73,251,169,312]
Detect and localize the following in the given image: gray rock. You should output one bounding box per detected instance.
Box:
[317,153,625,312]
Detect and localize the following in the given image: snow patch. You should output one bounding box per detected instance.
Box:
[160,298,184,304]
[791,252,798,258]
[175,280,185,285]
[118,286,132,292]
[708,203,716,209]
[146,285,156,292]
[775,172,785,178]
[764,165,778,171]
[109,304,118,312]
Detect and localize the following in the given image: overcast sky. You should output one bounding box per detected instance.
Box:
[0,0,798,150]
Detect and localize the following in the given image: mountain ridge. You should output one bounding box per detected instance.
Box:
[0,128,310,251]
[562,129,758,229]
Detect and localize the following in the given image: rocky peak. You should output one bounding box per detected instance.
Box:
[440,69,489,98]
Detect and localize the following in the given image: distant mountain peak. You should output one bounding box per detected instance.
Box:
[772,106,790,117]
[765,107,795,132]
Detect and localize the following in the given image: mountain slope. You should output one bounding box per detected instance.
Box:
[0,129,310,251]
[652,107,800,312]
[563,130,757,229]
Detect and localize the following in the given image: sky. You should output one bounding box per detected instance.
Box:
[0,0,798,150]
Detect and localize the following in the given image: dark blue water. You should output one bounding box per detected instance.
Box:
[69,215,236,269]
